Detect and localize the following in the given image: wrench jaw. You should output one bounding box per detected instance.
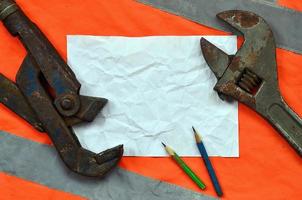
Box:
[202,10,302,156]
[15,55,124,178]
[217,10,280,109]
[217,10,262,35]
[201,10,279,109]
[200,38,234,102]
[71,145,123,177]
[200,38,231,80]
[201,38,257,107]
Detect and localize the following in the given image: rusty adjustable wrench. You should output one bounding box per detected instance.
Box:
[201,10,302,156]
[0,0,123,176]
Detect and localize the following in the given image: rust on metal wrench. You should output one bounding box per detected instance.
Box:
[0,0,123,177]
[201,10,302,156]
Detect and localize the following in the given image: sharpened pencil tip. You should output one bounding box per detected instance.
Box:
[192,126,197,133]
[161,142,166,147]
[192,126,202,143]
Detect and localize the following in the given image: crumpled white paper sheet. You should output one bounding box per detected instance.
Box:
[67,36,238,157]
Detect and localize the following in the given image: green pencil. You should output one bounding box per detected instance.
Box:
[162,142,206,190]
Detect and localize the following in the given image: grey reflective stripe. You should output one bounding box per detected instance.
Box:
[0,131,216,200]
[137,0,302,54]
[261,0,277,4]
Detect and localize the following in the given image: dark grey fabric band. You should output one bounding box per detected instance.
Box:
[0,131,216,200]
[137,0,302,54]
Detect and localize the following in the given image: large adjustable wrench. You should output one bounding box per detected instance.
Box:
[0,0,123,176]
[201,10,302,156]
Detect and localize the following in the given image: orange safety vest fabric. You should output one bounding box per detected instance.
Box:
[0,0,301,199]
[0,172,84,200]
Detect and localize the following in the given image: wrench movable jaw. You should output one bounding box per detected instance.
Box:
[201,10,302,156]
[200,38,234,101]
[71,145,123,177]
[200,38,231,80]
[201,38,258,107]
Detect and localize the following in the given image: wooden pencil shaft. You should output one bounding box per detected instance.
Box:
[197,142,223,196]
[163,144,206,190]
[172,152,206,190]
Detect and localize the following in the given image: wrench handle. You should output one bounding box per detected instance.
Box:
[267,100,302,156]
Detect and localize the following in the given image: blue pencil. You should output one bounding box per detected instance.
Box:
[192,127,223,197]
